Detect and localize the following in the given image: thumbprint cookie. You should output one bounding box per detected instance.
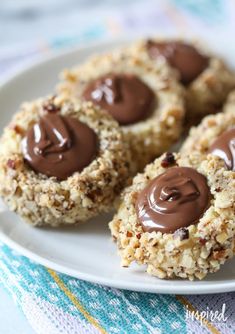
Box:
[0,96,131,226]
[57,48,185,171]
[109,152,235,280]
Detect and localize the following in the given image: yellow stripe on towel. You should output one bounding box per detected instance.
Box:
[47,269,107,334]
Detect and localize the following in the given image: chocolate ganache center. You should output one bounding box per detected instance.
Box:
[82,73,155,125]
[22,114,98,180]
[136,167,211,233]
[146,40,209,85]
[209,127,235,171]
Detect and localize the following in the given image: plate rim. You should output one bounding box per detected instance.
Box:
[1,229,235,295]
[0,37,130,86]
[0,39,235,294]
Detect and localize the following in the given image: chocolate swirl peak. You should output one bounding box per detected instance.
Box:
[146,40,209,85]
[22,114,98,180]
[209,128,235,171]
[136,167,211,233]
[82,73,155,125]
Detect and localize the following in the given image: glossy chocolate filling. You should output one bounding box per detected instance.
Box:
[22,114,98,180]
[136,167,211,233]
[146,40,209,85]
[82,73,155,125]
[209,127,235,171]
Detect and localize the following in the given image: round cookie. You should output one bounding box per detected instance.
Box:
[129,38,235,124]
[0,96,131,226]
[57,48,185,171]
[181,95,235,171]
[109,152,235,280]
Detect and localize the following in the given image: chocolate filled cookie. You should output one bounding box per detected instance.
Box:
[0,96,131,226]
[57,49,185,171]
[181,91,235,170]
[130,38,235,124]
[109,153,235,280]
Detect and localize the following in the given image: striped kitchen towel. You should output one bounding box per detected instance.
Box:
[0,243,234,334]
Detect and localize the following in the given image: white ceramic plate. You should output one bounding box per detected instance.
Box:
[0,39,235,294]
